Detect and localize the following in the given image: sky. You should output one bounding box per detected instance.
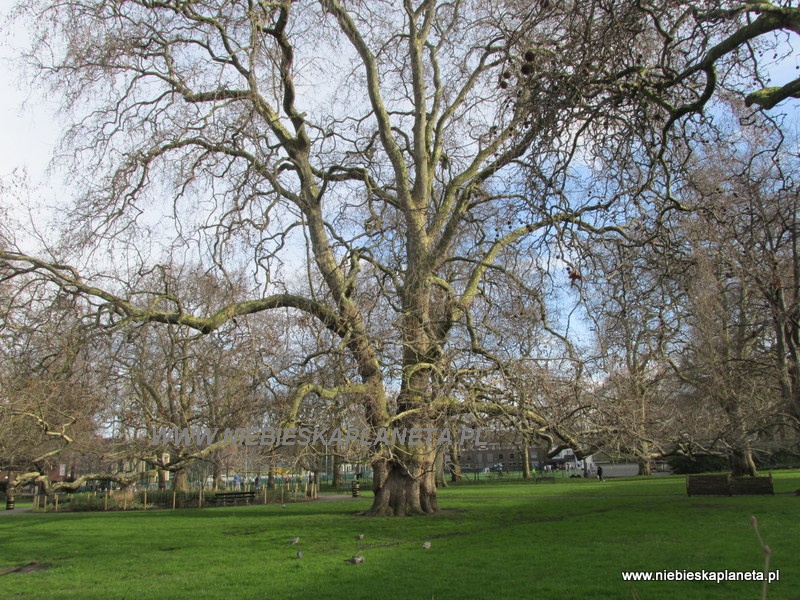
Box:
[1,5,55,174]
[1,0,62,238]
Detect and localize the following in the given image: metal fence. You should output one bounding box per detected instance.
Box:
[29,482,319,512]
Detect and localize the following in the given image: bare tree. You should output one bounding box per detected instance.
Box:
[2,0,798,513]
[583,238,686,475]
[0,286,134,494]
[694,126,800,428]
[665,117,800,475]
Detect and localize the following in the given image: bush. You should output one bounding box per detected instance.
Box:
[755,450,800,470]
[63,492,114,511]
[667,454,730,474]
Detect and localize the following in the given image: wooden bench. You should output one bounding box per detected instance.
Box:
[686,474,731,496]
[686,474,774,496]
[205,491,256,506]
[729,474,774,496]
[534,476,556,484]
[337,482,367,494]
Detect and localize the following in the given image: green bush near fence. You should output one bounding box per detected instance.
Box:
[1,473,798,599]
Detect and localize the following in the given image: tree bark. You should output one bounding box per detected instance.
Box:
[366,446,439,516]
[449,431,463,483]
[171,469,189,492]
[332,453,344,488]
[522,445,531,480]
[434,451,447,488]
[212,462,222,491]
[730,447,758,477]
[637,441,652,476]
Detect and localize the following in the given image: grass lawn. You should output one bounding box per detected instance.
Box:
[0,473,797,599]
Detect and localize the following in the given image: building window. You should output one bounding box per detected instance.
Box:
[498,453,503,460]
[509,453,515,459]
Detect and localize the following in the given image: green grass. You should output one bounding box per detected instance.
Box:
[1,473,798,599]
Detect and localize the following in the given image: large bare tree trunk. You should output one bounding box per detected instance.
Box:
[171,469,189,492]
[522,445,531,480]
[727,407,758,477]
[434,451,448,488]
[212,463,222,491]
[367,444,439,516]
[368,461,438,517]
[730,447,758,477]
[449,427,463,483]
[637,442,652,476]
[332,453,344,489]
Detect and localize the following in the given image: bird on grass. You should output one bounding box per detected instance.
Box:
[296,551,303,559]
[422,541,431,550]
[344,556,365,564]
[289,537,300,545]
[356,534,365,540]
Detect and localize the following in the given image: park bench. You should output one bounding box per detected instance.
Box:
[686,473,774,496]
[686,474,731,496]
[729,474,774,496]
[205,491,256,506]
[534,476,556,484]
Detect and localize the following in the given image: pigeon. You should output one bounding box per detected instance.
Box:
[422,541,431,550]
[289,537,300,545]
[282,504,286,508]
[296,551,303,559]
[344,555,365,564]
[356,534,365,540]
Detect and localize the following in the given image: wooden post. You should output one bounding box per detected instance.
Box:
[54,494,59,512]
[172,491,177,510]
[104,492,108,511]
[43,495,48,513]
[143,489,147,511]
[263,486,267,504]
[281,487,284,504]
[33,494,39,511]
[123,491,127,511]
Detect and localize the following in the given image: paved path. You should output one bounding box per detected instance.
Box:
[313,494,357,502]
[0,507,33,516]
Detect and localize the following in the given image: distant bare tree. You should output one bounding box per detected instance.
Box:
[585,241,683,475]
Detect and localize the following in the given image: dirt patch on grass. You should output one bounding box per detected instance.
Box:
[1,561,51,575]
